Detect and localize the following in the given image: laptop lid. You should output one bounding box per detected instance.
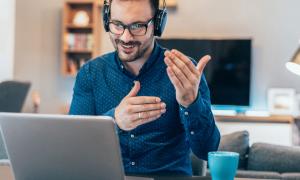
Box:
[0,113,126,180]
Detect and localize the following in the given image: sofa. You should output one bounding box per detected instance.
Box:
[204,130,300,179]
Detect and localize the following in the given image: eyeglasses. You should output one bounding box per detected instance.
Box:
[108,18,154,36]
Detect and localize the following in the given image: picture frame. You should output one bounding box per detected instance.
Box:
[268,88,296,115]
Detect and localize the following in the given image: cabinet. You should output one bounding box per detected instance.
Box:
[214,115,296,146]
[61,0,101,76]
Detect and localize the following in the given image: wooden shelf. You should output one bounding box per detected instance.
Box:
[160,0,178,8]
[66,24,93,29]
[65,50,93,53]
[97,0,177,8]
[215,115,294,123]
[65,0,96,5]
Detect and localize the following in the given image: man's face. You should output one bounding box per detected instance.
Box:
[109,0,155,62]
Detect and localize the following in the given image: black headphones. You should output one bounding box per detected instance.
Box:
[102,0,167,37]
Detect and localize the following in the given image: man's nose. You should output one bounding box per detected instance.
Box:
[119,29,134,43]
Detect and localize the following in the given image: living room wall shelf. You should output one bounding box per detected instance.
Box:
[161,0,178,8]
[66,24,93,29]
[61,0,101,76]
[66,50,93,54]
[215,115,294,124]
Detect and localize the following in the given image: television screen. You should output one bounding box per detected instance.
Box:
[157,38,252,107]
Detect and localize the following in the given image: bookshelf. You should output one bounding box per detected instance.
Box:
[61,0,101,76]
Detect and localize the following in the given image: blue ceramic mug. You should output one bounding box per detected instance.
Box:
[208,151,239,180]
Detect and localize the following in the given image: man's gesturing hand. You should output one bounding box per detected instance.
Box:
[164,49,211,108]
[114,81,166,131]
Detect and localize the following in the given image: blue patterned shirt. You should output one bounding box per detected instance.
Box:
[69,42,220,176]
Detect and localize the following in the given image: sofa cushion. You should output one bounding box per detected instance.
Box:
[190,153,206,176]
[235,170,281,179]
[206,169,281,179]
[218,130,249,169]
[248,143,300,173]
[281,173,300,180]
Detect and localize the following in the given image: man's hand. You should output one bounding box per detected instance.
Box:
[164,49,211,108]
[115,81,166,131]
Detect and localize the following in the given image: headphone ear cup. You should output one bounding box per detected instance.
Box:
[154,9,168,37]
[102,4,110,32]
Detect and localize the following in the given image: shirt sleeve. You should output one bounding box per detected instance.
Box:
[69,63,122,131]
[69,63,96,115]
[179,74,220,161]
[69,63,117,117]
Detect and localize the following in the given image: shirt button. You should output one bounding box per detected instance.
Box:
[121,65,124,69]
[190,131,195,135]
[130,134,135,138]
[185,111,189,116]
[131,161,135,166]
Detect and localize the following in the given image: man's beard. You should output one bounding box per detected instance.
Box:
[114,39,148,62]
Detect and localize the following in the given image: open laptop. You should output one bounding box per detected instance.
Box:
[0,113,153,180]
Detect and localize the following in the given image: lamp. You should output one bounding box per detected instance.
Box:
[286,46,300,76]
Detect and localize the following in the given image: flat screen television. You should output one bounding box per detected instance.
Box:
[157,38,252,107]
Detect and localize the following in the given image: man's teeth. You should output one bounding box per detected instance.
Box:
[123,44,134,48]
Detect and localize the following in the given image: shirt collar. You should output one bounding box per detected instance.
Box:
[114,41,162,77]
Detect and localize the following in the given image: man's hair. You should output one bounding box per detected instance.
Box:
[109,0,160,16]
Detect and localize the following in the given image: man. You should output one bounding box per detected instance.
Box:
[69,0,220,176]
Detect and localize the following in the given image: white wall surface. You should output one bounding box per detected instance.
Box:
[0,0,15,82]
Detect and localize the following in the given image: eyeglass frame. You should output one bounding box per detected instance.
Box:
[108,17,155,36]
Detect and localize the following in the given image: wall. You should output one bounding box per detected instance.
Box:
[14,0,73,113]
[0,0,15,82]
[14,0,300,113]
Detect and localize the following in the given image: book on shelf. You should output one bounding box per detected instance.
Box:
[67,57,89,75]
[65,33,94,51]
